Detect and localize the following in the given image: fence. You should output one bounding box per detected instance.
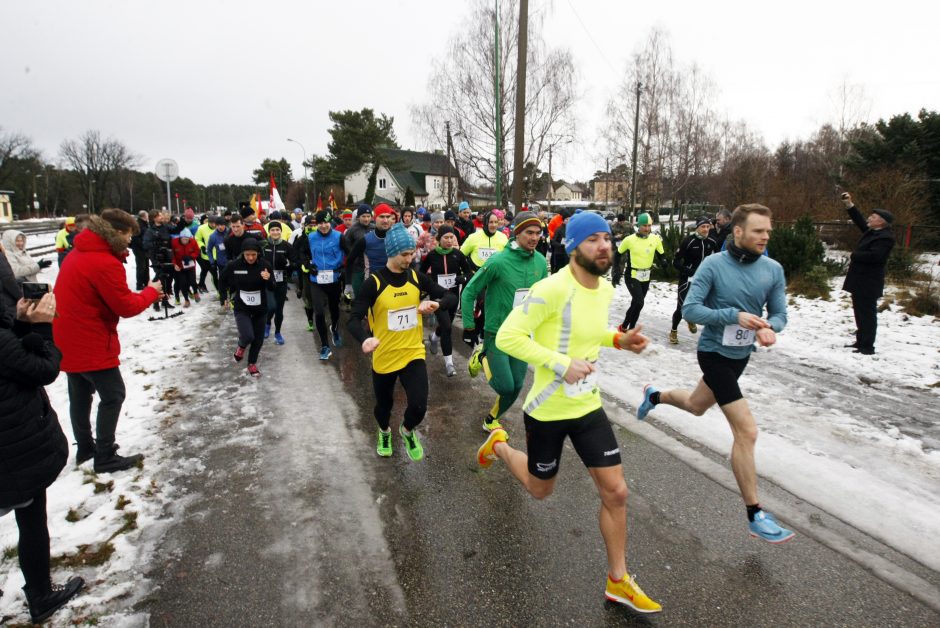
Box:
[808,221,940,253]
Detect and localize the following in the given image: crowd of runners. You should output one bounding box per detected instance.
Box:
[4,192,897,619]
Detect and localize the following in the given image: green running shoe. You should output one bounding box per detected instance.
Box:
[399,425,424,462]
[376,429,393,457]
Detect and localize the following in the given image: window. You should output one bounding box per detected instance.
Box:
[378,178,387,189]
[433,178,440,189]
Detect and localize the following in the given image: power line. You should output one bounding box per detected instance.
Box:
[565,0,618,73]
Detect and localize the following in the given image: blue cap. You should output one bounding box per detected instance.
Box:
[563,212,610,254]
[458,201,470,211]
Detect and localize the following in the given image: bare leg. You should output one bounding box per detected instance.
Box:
[588,465,629,581]
[659,378,716,416]
[493,441,556,500]
[720,399,760,504]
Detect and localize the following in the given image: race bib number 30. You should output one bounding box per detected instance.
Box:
[240,290,262,306]
[388,306,418,332]
[722,324,755,347]
[635,268,651,282]
[437,273,456,289]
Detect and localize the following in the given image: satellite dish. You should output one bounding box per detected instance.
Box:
[155,158,179,182]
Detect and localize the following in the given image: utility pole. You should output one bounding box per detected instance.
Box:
[547,144,553,215]
[605,157,609,207]
[493,0,503,209]
[629,81,642,217]
[445,121,453,208]
[510,0,528,211]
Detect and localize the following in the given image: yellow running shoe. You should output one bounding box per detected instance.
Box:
[605,574,662,613]
[467,345,484,378]
[482,416,503,433]
[477,428,507,469]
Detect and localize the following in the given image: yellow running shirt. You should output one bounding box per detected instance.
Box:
[367,270,426,374]
[617,233,664,280]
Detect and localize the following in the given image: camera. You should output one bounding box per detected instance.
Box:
[22,282,50,300]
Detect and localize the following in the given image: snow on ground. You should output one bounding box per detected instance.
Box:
[2,229,938,622]
[0,233,216,626]
[600,253,940,572]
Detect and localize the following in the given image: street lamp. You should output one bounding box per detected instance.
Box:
[88,179,95,214]
[287,138,309,213]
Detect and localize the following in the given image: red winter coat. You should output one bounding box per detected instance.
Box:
[53,218,159,373]
[172,236,201,269]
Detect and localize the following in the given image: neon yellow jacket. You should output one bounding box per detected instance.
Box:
[460,228,508,268]
[496,266,618,421]
[617,233,663,280]
[55,228,71,252]
[195,223,214,260]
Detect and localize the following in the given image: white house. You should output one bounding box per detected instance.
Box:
[0,191,13,223]
[553,182,588,202]
[344,148,459,209]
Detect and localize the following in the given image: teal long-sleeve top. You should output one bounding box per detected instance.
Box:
[682,250,787,359]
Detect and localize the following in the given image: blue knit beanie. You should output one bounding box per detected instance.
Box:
[385,222,416,257]
[458,201,470,211]
[564,212,610,254]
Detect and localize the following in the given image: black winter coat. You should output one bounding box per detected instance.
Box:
[673,234,719,278]
[0,322,68,508]
[842,206,895,299]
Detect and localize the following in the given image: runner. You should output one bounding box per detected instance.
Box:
[636,203,793,544]
[262,220,297,345]
[223,238,275,377]
[617,212,664,331]
[194,215,214,293]
[341,204,373,301]
[346,203,395,281]
[419,224,472,377]
[460,212,547,431]
[459,210,509,345]
[302,210,346,360]
[476,211,661,613]
[347,223,456,460]
[170,229,201,307]
[206,216,230,308]
[668,217,719,344]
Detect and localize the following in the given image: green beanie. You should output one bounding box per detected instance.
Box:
[636,213,652,226]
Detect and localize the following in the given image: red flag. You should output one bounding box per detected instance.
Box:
[269,173,277,210]
[316,194,323,211]
[328,191,336,210]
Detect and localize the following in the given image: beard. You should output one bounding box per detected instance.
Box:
[572,247,611,276]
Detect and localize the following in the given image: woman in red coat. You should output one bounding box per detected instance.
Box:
[53,209,163,473]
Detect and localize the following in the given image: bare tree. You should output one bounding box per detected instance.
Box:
[411,0,577,205]
[0,128,40,187]
[59,130,139,212]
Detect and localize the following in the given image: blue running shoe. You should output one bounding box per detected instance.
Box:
[332,328,343,348]
[274,332,285,345]
[264,324,270,339]
[319,346,332,361]
[637,384,658,421]
[749,510,795,544]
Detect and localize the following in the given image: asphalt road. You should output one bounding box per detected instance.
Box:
[137,293,939,627]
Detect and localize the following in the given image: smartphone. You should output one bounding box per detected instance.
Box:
[22,282,50,300]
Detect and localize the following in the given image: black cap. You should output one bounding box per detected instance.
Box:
[242,237,261,252]
[315,210,333,224]
[872,208,894,225]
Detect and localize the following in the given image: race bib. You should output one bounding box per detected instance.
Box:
[512,289,529,308]
[316,270,335,284]
[274,270,284,282]
[478,247,496,262]
[240,290,262,306]
[218,243,225,251]
[722,324,755,347]
[388,306,418,332]
[182,260,196,269]
[564,368,598,397]
[635,268,651,282]
[437,273,456,289]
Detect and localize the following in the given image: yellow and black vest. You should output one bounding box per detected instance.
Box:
[368,269,426,373]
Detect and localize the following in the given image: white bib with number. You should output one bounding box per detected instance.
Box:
[274,270,284,282]
[635,268,651,282]
[182,260,195,269]
[564,369,598,397]
[722,324,755,347]
[316,270,334,284]
[478,247,495,262]
[218,243,225,251]
[437,273,456,289]
[240,290,262,306]
[388,306,418,332]
[512,289,529,308]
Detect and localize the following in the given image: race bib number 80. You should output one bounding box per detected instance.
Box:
[722,324,755,347]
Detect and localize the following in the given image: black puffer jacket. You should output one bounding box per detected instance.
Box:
[0,322,68,508]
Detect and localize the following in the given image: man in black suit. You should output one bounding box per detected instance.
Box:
[841,192,895,355]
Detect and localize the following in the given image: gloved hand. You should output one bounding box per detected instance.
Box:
[462,328,478,348]
[301,264,308,273]
[38,259,53,269]
[343,285,353,303]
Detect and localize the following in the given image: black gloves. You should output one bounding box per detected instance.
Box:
[38,259,53,269]
[462,328,479,348]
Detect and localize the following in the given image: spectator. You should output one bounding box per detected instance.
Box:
[840,192,895,355]
[53,209,163,473]
[54,217,76,266]
[0,285,85,624]
[2,229,52,283]
[130,210,150,290]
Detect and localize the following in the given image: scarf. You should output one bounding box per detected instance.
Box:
[726,240,761,264]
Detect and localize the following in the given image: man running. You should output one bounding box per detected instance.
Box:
[669,217,719,344]
[617,212,664,330]
[223,238,275,377]
[347,223,456,461]
[302,210,346,360]
[637,203,793,544]
[262,220,297,345]
[460,212,547,432]
[477,211,660,613]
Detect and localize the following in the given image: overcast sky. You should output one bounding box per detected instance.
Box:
[3,0,937,188]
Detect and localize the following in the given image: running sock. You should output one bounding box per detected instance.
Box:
[746,504,761,522]
[650,391,661,405]
[444,355,454,367]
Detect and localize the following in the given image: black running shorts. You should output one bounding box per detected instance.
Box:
[697,351,750,407]
[523,407,622,480]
